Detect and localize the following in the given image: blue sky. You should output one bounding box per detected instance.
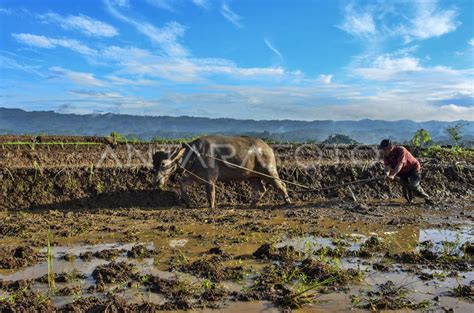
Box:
[0,0,473,121]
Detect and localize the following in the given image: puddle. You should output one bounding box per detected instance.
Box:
[276,235,361,253]
[0,242,153,280]
[1,224,473,311]
[361,270,474,312]
[169,239,188,248]
[419,227,473,254]
[276,226,474,256]
[273,228,473,312]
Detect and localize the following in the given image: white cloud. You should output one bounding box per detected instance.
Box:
[12,33,97,56]
[400,0,459,42]
[339,1,459,43]
[102,46,151,61]
[354,55,422,80]
[38,12,118,37]
[264,38,283,61]
[98,44,290,83]
[469,38,474,46]
[140,82,473,121]
[0,8,12,14]
[318,74,333,84]
[313,102,473,122]
[49,66,105,87]
[69,90,124,99]
[52,38,97,56]
[104,0,188,57]
[102,1,293,83]
[113,54,287,82]
[221,1,243,28]
[202,63,284,77]
[146,0,175,12]
[192,0,209,9]
[12,33,54,48]
[107,75,154,86]
[0,55,44,77]
[110,0,129,7]
[338,3,376,37]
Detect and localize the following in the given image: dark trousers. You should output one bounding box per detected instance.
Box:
[398,170,430,202]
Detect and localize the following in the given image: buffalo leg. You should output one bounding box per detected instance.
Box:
[180,176,193,208]
[206,183,216,209]
[249,178,267,206]
[269,172,291,204]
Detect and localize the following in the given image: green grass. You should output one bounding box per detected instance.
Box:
[47,229,56,293]
[420,145,474,160]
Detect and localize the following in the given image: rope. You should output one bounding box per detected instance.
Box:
[177,164,254,200]
[182,142,310,189]
[292,176,385,193]
[180,142,385,194]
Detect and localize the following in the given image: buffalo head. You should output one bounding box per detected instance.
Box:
[153,147,186,189]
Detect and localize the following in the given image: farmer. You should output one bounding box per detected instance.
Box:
[379,139,433,205]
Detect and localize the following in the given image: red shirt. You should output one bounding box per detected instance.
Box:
[383,146,421,175]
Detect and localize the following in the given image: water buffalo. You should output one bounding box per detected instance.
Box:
[153,135,291,209]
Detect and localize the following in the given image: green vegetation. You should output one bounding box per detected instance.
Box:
[32,161,41,180]
[110,131,127,143]
[411,129,431,147]
[322,134,359,145]
[151,136,201,144]
[351,281,431,311]
[47,229,55,293]
[277,277,335,309]
[88,163,95,183]
[452,281,473,298]
[405,128,473,160]
[420,145,473,160]
[438,231,464,261]
[445,122,466,146]
[95,181,105,195]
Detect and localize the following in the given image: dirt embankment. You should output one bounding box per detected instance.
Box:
[0,135,110,143]
[1,143,472,210]
[0,142,382,169]
[0,143,170,168]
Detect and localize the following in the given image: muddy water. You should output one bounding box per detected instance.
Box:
[274,227,473,311]
[419,228,474,254]
[1,221,472,312]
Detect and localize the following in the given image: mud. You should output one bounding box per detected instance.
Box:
[36,270,86,283]
[127,244,156,258]
[0,290,57,312]
[177,256,244,282]
[0,246,39,269]
[92,248,124,261]
[0,279,31,291]
[2,161,472,212]
[352,280,431,310]
[0,205,472,311]
[0,134,109,144]
[0,138,473,312]
[2,141,472,211]
[449,282,474,301]
[60,295,129,312]
[92,261,137,285]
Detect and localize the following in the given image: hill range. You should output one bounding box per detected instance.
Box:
[1,107,472,144]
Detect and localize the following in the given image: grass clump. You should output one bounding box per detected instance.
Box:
[46,229,55,293]
[351,281,431,311]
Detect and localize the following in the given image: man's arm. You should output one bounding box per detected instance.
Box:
[384,165,391,177]
[387,147,406,179]
[389,162,403,178]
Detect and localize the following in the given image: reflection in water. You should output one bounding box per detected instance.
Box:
[419,227,474,254]
[1,225,473,312]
